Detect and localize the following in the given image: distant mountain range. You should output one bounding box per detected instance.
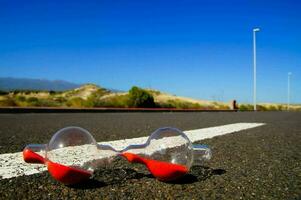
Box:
[0,77,82,91]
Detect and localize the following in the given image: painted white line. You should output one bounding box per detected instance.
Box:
[0,122,265,180]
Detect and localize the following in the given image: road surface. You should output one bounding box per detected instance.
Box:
[0,112,300,199]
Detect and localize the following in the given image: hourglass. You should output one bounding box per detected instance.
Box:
[23,126,211,184]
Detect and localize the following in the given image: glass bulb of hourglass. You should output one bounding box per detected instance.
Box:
[121,127,209,181]
[23,127,101,185]
[46,126,100,172]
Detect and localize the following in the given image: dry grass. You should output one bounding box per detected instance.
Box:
[62,84,100,100]
[101,89,230,109]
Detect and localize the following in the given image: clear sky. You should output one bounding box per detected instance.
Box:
[0,0,300,103]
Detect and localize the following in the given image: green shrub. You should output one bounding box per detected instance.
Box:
[239,104,253,111]
[0,90,8,95]
[14,95,27,106]
[267,105,277,111]
[216,104,230,110]
[94,88,109,97]
[0,97,17,106]
[54,97,67,104]
[257,105,267,111]
[128,86,155,108]
[25,97,58,107]
[94,95,130,108]
[66,97,86,107]
[35,99,58,107]
[27,97,39,103]
[84,89,110,107]
[211,102,230,110]
[12,90,21,95]
[277,105,284,111]
[148,90,161,95]
[82,98,95,108]
[49,90,64,95]
[295,107,301,111]
[49,90,57,95]
[16,95,26,102]
[159,99,204,109]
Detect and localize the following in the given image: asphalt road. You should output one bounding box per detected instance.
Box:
[0,112,300,199]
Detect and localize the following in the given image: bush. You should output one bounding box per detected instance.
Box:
[14,95,27,106]
[0,90,8,95]
[25,97,58,107]
[36,99,58,107]
[27,97,39,103]
[49,90,64,95]
[54,97,67,104]
[239,104,253,111]
[0,97,17,106]
[267,105,277,111]
[257,105,267,111]
[277,105,284,111]
[16,95,26,102]
[94,95,130,108]
[295,107,301,111]
[66,97,86,107]
[212,102,230,110]
[147,90,161,95]
[239,104,272,111]
[216,104,230,110]
[83,89,110,107]
[128,86,156,108]
[49,90,56,95]
[159,99,204,109]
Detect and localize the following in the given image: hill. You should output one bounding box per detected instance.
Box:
[0,83,228,109]
[0,77,81,91]
[0,81,300,111]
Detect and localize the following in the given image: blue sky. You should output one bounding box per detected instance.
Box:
[0,0,300,103]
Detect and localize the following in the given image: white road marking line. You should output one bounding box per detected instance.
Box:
[0,123,265,180]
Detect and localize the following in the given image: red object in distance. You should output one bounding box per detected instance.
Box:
[23,149,92,185]
[122,152,188,181]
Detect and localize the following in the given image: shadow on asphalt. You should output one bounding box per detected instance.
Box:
[69,179,107,189]
[69,166,226,189]
[167,174,198,184]
[168,166,226,185]
[68,168,152,190]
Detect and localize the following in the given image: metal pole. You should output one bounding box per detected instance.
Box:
[253,28,260,111]
[287,72,292,111]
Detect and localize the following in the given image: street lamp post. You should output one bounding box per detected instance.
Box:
[287,72,292,111]
[253,28,260,111]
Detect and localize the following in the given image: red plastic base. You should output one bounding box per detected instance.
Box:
[23,149,92,185]
[23,148,45,164]
[122,152,188,181]
[47,161,92,185]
